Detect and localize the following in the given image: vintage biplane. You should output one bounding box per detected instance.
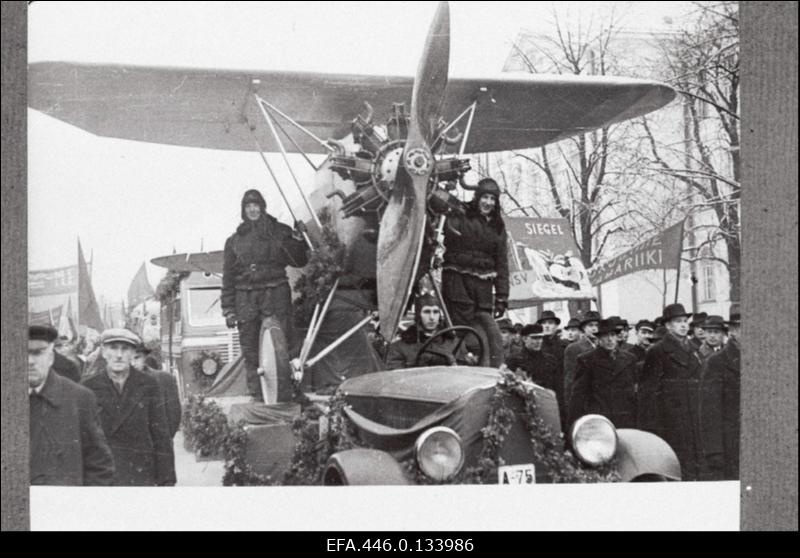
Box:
[29,2,682,483]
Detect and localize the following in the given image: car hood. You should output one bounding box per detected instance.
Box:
[339,366,502,404]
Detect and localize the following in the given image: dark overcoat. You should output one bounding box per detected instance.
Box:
[699,339,740,480]
[638,333,704,480]
[568,347,639,429]
[145,366,182,438]
[82,367,176,486]
[563,337,596,403]
[507,346,563,430]
[53,351,82,384]
[30,370,115,486]
[507,346,560,394]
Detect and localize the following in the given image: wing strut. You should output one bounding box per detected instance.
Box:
[249,131,316,251]
[254,94,324,231]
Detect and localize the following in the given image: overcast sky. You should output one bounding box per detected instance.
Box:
[28,1,695,304]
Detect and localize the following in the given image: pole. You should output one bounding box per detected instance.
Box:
[674,218,686,304]
[305,315,373,368]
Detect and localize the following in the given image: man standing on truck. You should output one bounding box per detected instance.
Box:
[221,189,309,401]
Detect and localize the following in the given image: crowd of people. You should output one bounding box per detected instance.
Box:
[29,181,740,485]
[494,304,741,481]
[28,324,179,486]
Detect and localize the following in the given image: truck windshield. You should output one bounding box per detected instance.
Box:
[187,287,224,327]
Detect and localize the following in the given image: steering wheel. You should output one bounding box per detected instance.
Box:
[413,326,486,367]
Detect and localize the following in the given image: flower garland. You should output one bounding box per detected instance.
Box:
[190,350,223,390]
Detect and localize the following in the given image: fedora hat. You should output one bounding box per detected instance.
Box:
[537,310,561,326]
[564,318,581,330]
[596,319,618,337]
[727,302,741,325]
[662,303,692,322]
[579,311,602,328]
[702,315,728,331]
[690,311,708,328]
[521,323,545,337]
[496,318,514,332]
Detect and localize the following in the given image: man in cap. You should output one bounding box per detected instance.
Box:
[639,303,704,480]
[441,178,509,367]
[699,304,741,480]
[506,324,562,417]
[538,310,565,371]
[627,320,655,363]
[688,312,708,351]
[131,343,182,439]
[568,319,639,429]
[563,310,601,414]
[563,318,581,345]
[221,188,309,401]
[28,325,115,486]
[386,293,474,370]
[82,328,176,486]
[697,315,727,361]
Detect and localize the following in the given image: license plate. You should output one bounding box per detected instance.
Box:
[498,463,535,484]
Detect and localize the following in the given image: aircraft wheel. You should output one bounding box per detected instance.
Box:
[258,316,292,404]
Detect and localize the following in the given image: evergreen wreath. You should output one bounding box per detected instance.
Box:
[190,350,224,390]
[460,370,620,484]
[181,395,229,458]
[292,207,346,326]
[155,269,189,304]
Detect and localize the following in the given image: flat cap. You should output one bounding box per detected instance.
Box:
[100,328,141,347]
[29,325,58,343]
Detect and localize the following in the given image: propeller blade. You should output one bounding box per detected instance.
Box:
[412,1,451,143]
[376,1,451,341]
[376,169,427,341]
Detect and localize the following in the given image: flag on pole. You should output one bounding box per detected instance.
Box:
[78,240,105,331]
[589,221,685,285]
[127,262,154,309]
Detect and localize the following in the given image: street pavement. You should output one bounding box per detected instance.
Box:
[173,431,225,486]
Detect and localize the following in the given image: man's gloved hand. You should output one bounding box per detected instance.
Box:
[294,220,308,234]
[225,314,237,329]
[493,298,508,318]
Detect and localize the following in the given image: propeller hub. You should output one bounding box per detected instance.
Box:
[403,146,433,176]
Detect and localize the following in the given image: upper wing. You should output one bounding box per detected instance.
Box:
[29,62,675,154]
[150,251,224,274]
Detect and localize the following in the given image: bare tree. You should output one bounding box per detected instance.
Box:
[638,1,741,303]
[504,7,654,270]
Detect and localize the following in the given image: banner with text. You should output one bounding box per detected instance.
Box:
[29,265,78,296]
[589,221,684,285]
[506,218,594,305]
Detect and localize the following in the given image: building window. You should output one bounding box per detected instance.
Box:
[699,246,716,302]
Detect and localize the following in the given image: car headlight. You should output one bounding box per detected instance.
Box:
[415,426,464,482]
[571,414,618,466]
[201,357,219,376]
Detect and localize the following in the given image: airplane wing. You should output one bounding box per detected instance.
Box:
[29,62,675,154]
[151,251,224,274]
